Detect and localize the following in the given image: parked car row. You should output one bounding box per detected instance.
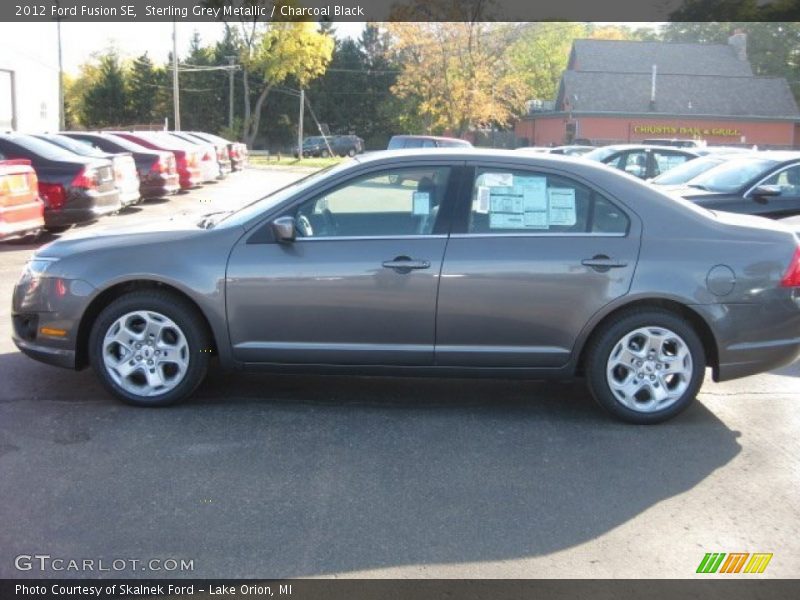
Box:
[0,130,248,241]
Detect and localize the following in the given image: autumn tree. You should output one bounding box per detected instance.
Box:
[387,22,529,135]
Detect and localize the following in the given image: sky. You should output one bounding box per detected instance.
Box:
[0,21,366,75]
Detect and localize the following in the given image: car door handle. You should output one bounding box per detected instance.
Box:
[382,257,431,271]
[581,255,628,271]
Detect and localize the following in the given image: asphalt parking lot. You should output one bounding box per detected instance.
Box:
[0,167,799,579]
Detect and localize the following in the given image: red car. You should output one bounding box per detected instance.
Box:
[0,159,45,241]
[111,132,203,190]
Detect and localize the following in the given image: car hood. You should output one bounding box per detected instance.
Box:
[36,214,211,259]
[665,185,733,200]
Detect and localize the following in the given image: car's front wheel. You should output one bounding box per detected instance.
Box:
[585,309,705,424]
[89,291,211,407]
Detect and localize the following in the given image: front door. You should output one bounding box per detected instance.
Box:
[435,164,641,368]
[226,164,456,365]
[747,163,800,218]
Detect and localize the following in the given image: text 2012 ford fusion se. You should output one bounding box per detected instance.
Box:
[11,150,800,423]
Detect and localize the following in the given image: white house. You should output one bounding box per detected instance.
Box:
[0,23,60,132]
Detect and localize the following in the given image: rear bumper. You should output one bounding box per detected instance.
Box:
[44,189,121,227]
[694,295,800,382]
[0,201,44,239]
[140,173,180,198]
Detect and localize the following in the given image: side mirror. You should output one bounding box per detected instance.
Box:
[752,184,782,199]
[271,216,296,243]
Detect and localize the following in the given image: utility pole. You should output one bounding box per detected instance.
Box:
[297,88,304,160]
[53,0,64,130]
[227,56,236,130]
[172,20,180,131]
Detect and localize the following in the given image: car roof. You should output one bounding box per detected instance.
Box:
[390,134,467,142]
[592,144,700,154]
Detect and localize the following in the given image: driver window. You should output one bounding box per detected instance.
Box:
[291,167,451,238]
[763,165,800,196]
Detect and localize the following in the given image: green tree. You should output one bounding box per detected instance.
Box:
[661,21,800,102]
[128,52,167,125]
[81,50,130,127]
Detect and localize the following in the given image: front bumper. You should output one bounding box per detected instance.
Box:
[13,335,77,369]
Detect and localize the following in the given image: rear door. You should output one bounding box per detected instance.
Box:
[435,162,641,368]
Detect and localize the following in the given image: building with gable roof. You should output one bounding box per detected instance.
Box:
[515,34,800,148]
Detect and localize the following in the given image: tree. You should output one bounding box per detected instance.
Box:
[509,23,588,102]
[81,50,130,127]
[661,21,800,102]
[387,22,529,135]
[128,52,167,125]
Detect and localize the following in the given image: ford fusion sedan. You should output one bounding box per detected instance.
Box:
[12,150,800,424]
[669,152,800,218]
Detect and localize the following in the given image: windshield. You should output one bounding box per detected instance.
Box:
[212,163,348,229]
[582,146,619,162]
[651,156,725,185]
[687,157,778,193]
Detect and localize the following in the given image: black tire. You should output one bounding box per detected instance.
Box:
[347,148,356,157]
[89,290,211,407]
[585,308,705,424]
[321,149,330,158]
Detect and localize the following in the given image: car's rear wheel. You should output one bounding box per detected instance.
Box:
[347,148,356,157]
[585,309,705,424]
[89,291,211,407]
[321,149,330,158]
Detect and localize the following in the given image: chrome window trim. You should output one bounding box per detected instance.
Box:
[744,162,800,198]
[450,232,627,239]
[296,234,449,242]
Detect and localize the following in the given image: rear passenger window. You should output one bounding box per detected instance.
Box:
[469,169,629,235]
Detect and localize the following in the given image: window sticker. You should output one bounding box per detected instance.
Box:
[548,187,577,226]
[481,172,514,187]
[491,195,524,214]
[475,186,491,214]
[412,191,431,215]
[490,213,526,229]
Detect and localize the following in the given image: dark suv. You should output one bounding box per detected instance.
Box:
[296,135,364,158]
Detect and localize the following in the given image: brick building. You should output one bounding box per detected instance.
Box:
[515,35,800,148]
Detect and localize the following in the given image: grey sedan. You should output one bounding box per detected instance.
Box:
[11,150,800,423]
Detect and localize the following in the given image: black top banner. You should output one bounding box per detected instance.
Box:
[3,0,800,22]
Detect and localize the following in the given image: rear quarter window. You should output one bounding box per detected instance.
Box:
[469,168,629,235]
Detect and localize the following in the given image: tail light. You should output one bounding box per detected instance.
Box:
[781,246,800,287]
[38,182,66,210]
[71,167,99,190]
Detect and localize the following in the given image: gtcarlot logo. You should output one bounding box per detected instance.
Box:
[14,554,194,572]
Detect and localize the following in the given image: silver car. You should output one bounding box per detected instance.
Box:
[12,150,800,423]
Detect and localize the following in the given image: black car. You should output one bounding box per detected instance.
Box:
[584,144,700,180]
[33,134,141,208]
[60,132,180,199]
[0,133,120,231]
[387,135,472,150]
[670,152,800,218]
